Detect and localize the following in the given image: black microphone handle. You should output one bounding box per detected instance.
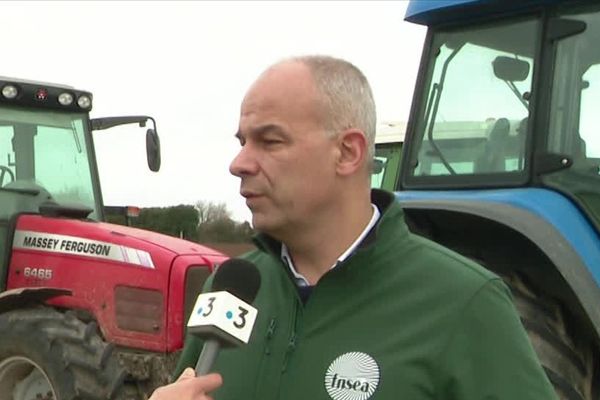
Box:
[195,338,221,376]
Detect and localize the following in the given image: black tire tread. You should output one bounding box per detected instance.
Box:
[545,367,586,400]
[501,273,593,400]
[0,306,128,400]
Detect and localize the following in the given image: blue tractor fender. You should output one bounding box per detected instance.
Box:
[396,188,600,337]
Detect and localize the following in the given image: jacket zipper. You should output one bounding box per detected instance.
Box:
[253,317,278,399]
[265,317,277,355]
[281,332,297,372]
[281,300,300,373]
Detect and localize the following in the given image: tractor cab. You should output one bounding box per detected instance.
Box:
[0,77,161,274]
[372,121,405,192]
[400,1,600,233]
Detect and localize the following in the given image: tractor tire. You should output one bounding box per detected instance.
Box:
[502,273,594,400]
[0,306,129,400]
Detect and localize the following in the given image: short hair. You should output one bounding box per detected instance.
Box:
[287,55,377,162]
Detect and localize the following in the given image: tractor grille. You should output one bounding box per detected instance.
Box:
[183,266,212,334]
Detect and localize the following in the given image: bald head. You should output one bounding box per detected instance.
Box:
[245,56,377,162]
[243,61,323,129]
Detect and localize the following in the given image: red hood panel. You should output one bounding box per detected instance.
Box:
[96,222,224,256]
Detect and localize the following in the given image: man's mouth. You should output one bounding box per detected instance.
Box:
[240,190,260,199]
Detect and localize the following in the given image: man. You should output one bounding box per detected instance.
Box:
[150,56,557,399]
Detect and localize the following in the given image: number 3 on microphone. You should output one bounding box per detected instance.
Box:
[234,306,249,329]
[188,291,258,344]
[203,297,216,317]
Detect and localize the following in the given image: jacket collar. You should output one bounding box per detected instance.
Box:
[252,189,400,257]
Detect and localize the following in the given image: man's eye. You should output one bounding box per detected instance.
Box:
[263,138,283,145]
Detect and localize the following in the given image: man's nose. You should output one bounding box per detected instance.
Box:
[229,145,258,177]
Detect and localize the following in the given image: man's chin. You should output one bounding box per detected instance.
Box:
[251,216,270,232]
[251,214,281,237]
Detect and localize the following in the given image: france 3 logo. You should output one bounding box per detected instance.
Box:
[187,291,258,345]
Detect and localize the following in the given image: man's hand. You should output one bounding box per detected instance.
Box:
[149,368,223,400]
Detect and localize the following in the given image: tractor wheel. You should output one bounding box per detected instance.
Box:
[501,273,594,400]
[0,307,129,400]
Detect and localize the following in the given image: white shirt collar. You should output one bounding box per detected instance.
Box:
[281,204,381,287]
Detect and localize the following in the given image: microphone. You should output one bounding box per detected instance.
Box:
[187,258,261,375]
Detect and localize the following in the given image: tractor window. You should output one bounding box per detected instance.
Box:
[0,107,100,220]
[580,65,600,159]
[547,8,600,168]
[34,118,97,215]
[407,18,537,185]
[0,126,15,187]
[544,5,600,230]
[371,141,403,191]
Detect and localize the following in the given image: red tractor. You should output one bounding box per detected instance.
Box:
[0,77,227,399]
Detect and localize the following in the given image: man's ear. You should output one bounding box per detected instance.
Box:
[335,129,368,176]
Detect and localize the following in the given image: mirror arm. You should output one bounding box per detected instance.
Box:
[90,116,157,132]
[503,80,529,110]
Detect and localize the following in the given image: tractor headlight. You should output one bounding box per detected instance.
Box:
[58,92,74,106]
[77,94,92,109]
[2,85,18,99]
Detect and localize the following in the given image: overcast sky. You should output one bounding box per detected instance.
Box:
[2,1,426,222]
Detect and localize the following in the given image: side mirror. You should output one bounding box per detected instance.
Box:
[91,115,161,172]
[493,56,530,82]
[146,128,161,172]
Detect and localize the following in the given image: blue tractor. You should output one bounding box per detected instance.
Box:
[392,1,600,398]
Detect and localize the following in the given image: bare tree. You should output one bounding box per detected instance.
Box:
[195,201,253,243]
[195,200,231,225]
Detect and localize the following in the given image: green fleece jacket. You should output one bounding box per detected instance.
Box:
[175,190,557,400]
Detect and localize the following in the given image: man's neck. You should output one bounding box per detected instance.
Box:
[282,197,375,285]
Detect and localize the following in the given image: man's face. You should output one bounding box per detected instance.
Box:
[229,62,339,239]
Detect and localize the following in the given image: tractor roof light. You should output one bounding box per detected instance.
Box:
[77,94,92,109]
[35,88,48,101]
[2,85,18,99]
[58,92,74,106]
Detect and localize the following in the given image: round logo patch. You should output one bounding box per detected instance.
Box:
[324,352,380,400]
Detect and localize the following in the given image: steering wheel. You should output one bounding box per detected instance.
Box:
[0,166,15,186]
